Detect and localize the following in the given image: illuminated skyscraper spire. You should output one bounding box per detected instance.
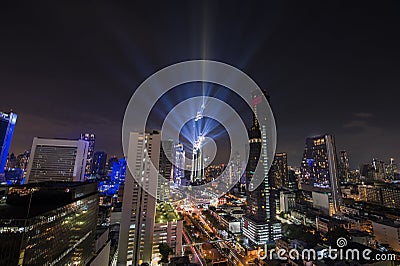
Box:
[191,104,205,183]
[242,90,281,245]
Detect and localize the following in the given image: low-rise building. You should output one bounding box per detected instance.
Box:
[372,220,400,252]
[220,215,240,234]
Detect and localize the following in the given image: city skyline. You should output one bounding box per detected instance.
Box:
[1,2,400,266]
[3,113,399,171]
[1,2,400,168]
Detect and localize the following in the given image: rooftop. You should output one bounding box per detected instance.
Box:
[0,181,98,219]
[155,202,181,223]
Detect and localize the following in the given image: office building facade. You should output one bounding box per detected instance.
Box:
[158,140,174,201]
[26,137,89,183]
[118,131,161,265]
[299,134,341,216]
[0,181,98,265]
[80,133,96,176]
[269,152,288,189]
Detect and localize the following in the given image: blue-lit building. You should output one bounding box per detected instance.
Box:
[110,158,126,184]
[0,112,17,180]
[98,158,126,197]
[91,151,107,177]
[5,168,24,185]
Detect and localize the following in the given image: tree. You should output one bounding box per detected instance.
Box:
[184,248,192,256]
[284,224,321,247]
[325,226,350,247]
[158,243,172,264]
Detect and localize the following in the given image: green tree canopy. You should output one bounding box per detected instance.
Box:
[158,243,172,263]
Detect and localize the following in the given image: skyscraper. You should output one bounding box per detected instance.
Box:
[287,168,298,190]
[80,133,95,175]
[191,136,204,183]
[91,151,107,177]
[25,137,89,183]
[6,153,17,169]
[158,140,174,201]
[299,134,341,216]
[108,156,119,171]
[118,131,159,265]
[339,150,350,183]
[0,181,98,265]
[16,150,30,171]
[0,112,17,179]
[242,90,281,245]
[191,107,205,183]
[269,152,288,189]
[386,158,398,180]
[173,143,186,186]
[110,158,126,184]
[118,132,183,265]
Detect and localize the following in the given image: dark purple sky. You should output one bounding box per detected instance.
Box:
[1,1,400,168]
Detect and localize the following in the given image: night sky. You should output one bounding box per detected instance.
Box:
[1,1,399,168]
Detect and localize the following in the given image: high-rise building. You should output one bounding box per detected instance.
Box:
[91,151,107,177]
[6,153,17,169]
[173,143,186,186]
[118,132,183,265]
[339,150,350,183]
[0,112,17,179]
[191,135,205,183]
[16,150,30,171]
[242,90,281,245]
[25,137,89,183]
[386,158,398,180]
[299,134,341,216]
[287,169,298,190]
[110,158,126,184]
[80,133,96,175]
[279,190,296,213]
[372,158,386,180]
[269,152,288,189]
[191,106,205,183]
[360,163,375,180]
[158,140,174,201]
[0,181,98,265]
[108,156,119,171]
